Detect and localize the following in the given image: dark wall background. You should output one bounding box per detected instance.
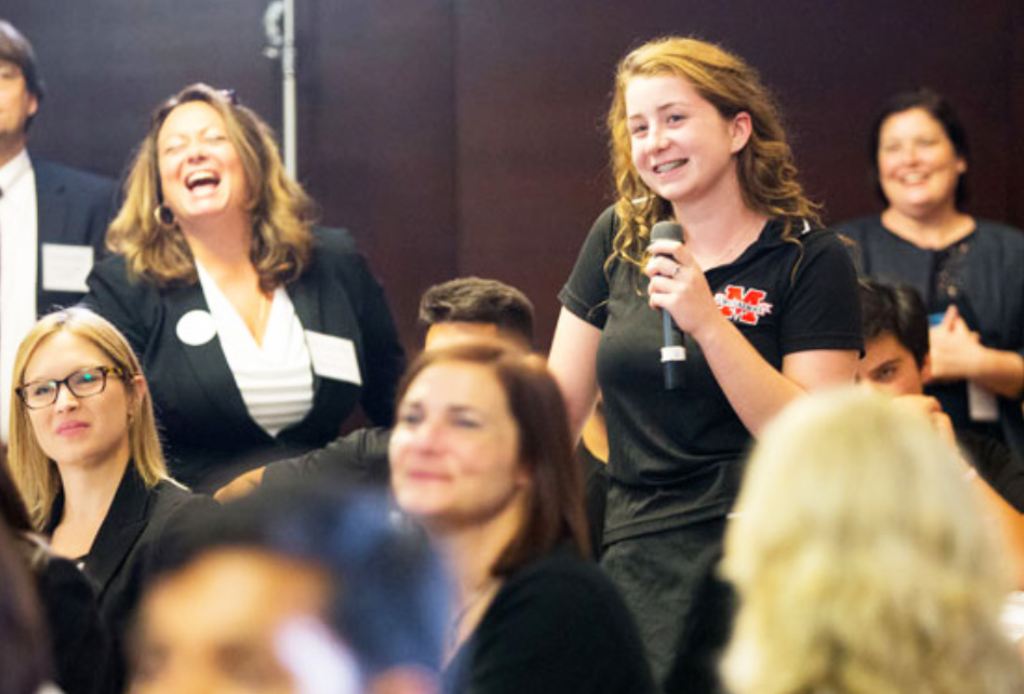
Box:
[8,1,1023,352]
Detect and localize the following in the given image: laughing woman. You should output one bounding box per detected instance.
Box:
[8,308,215,693]
[85,84,405,493]
[389,339,654,694]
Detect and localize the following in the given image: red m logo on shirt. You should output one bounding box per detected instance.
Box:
[715,285,773,325]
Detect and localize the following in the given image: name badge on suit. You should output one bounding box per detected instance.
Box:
[41,243,94,293]
[306,330,362,385]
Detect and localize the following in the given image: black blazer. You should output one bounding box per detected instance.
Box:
[48,464,217,693]
[84,227,406,492]
[33,159,118,314]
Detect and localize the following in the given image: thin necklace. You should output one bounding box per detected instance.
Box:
[254,290,271,344]
[448,577,499,653]
[702,219,763,269]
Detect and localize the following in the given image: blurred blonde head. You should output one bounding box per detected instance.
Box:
[721,389,1022,694]
[8,308,167,528]
[108,83,315,291]
[606,36,818,271]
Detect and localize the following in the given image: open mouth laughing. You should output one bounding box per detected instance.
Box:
[185,170,221,192]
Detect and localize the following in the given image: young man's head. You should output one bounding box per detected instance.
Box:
[133,486,447,694]
[419,277,534,349]
[0,21,43,155]
[857,279,930,396]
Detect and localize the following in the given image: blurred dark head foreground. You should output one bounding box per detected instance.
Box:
[138,484,449,692]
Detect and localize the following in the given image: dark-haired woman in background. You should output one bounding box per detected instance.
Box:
[390,339,654,694]
[85,84,405,492]
[836,89,1024,473]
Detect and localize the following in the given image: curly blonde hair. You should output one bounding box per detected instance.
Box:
[721,389,1023,694]
[606,36,819,271]
[8,308,168,529]
[107,83,316,291]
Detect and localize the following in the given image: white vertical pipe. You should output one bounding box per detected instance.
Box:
[281,0,298,178]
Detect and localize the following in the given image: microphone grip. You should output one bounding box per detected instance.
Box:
[650,220,686,390]
[661,308,686,390]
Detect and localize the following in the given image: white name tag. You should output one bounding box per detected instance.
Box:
[42,244,94,293]
[968,381,999,422]
[305,331,362,385]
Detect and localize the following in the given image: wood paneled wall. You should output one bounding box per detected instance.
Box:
[8,1,1023,350]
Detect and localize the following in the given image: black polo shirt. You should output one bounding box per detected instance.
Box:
[560,206,862,542]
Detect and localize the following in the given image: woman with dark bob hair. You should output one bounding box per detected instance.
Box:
[389,338,653,694]
[836,89,1024,480]
[85,83,405,492]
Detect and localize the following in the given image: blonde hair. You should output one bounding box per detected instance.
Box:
[8,308,168,529]
[107,83,316,291]
[606,36,819,271]
[721,389,1023,694]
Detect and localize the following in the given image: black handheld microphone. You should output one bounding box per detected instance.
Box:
[650,221,686,390]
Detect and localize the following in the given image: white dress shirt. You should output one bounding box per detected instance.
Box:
[0,148,38,442]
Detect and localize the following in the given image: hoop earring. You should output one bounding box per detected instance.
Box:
[154,204,176,228]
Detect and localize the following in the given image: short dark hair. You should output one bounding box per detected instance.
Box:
[0,456,33,534]
[859,279,930,367]
[418,277,535,345]
[0,20,44,128]
[0,523,52,694]
[153,485,448,677]
[869,88,969,208]
[395,338,591,575]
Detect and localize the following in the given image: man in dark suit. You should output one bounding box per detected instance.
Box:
[0,19,118,440]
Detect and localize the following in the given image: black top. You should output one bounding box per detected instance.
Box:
[838,215,1024,465]
[84,227,406,492]
[960,430,1024,513]
[17,534,111,694]
[560,207,862,542]
[48,464,219,693]
[443,544,654,694]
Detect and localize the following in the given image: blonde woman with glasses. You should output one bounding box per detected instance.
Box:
[8,307,216,693]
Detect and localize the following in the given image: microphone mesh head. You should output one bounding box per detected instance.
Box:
[650,221,683,243]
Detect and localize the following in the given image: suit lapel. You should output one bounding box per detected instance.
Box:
[85,465,150,599]
[163,284,269,440]
[34,162,70,244]
[34,164,69,305]
[290,270,326,397]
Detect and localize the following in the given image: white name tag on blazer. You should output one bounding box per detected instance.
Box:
[306,331,362,386]
[41,244,94,292]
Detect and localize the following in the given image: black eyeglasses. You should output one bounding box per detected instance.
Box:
[17,366,126,410]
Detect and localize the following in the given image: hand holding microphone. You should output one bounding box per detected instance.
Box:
[649,221,686,390]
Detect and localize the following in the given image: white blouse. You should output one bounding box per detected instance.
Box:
[196,262,314,436]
